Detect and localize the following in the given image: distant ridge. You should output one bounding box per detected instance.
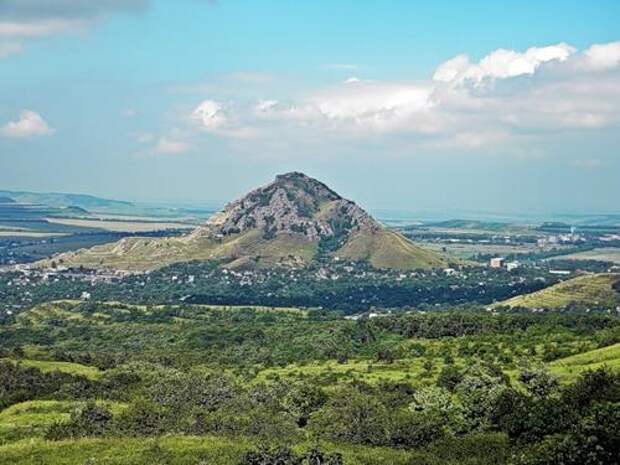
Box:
[0,190,132,211]
[40,172,451,271]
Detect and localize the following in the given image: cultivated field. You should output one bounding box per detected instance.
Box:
[46,218,194,233]
[548,247,620,265]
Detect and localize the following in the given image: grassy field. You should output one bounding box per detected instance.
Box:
[414,241,538,260]
[0,231,68,238]
[548,247,620,265]
[46,218,194,233]
[495,273,620,309]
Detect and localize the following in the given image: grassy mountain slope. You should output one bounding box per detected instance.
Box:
[337,229,449,269]
[496,273,620,309]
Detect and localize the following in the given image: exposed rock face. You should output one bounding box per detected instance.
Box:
[190,171,381,242]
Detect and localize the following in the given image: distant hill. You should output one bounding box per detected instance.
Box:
[0,190,132,212]
[495,273,620,309]
[0,196,15,204]
[40,172,451,271]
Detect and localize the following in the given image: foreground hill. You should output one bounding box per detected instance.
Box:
[495,273,620,309]
[39,172,450,271]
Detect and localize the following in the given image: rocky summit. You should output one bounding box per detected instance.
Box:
[41,172,450,271]
[190,172,380,242]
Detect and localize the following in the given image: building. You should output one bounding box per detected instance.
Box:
[506,261,520,272]
[490,257,505,269]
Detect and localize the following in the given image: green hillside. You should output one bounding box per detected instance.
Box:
[336,229,450,269]
[495,273,620,309]
[549,343,620,381]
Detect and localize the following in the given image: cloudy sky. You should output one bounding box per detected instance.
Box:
[1,0,619,215]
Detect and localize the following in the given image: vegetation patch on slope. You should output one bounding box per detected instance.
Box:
[549,342,620,381]
[495,273,620,309]
[336,230,450,270]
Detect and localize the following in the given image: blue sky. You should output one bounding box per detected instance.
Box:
[1,0,619,215]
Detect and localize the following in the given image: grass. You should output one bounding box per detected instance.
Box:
[0,400,126,445]
[38,228,319,271]
[0,433,507,465]
[337,229,450,269]
[496,273,620,309]
[256,357,442,386]
[549,342,620,382]
[1,358,103,380]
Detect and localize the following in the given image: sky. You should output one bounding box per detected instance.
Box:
[1,0,619,216]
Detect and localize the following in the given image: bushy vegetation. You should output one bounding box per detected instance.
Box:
[1,303,619,464]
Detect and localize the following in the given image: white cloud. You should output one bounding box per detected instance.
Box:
[308,81,435,131]
[432,54,469,82]
[1,110,54,138]
[433,43,576,84]
[255,99,279,113]
[178,40,620,156]
[581,41,620,71]
[344,77,361,84]
[192,100,227,130]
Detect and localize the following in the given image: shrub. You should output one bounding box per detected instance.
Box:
[46,402,113,440]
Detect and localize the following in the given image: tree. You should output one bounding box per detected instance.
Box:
[281,382,327,427]
[46,402,113,440]
[437,366,463,392]
[519,368,559,399]
[310,387,390,446]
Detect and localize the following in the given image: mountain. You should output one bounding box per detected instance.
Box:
[40,172,450,271]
